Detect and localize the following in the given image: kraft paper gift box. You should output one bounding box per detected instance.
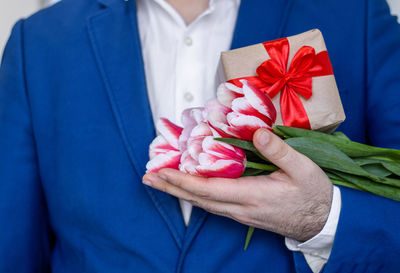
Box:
[218,29,346,132]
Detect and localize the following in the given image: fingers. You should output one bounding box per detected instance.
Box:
[253,128,314,178]
[143,172,205,201]
[152,169,249,203]
[142,172,245,219]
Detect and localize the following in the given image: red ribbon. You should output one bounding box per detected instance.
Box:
[229,38,334,129]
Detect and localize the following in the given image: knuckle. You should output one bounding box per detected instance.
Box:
[232,213,246,223]
[214,209,235,219]
[187,198,201,207]
[233,213,252,226]
[196,190,211,199]
[159,183,169,193]
[243,196,259,208]
[194,183,211,198]
[175,178,183,187]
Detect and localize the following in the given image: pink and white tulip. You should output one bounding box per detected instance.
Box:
[207,80,277,141]
[146,118,183,173]
[193,136,246,178]
[178,108,246,178]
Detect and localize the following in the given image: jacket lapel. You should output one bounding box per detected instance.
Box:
[86,0,186,249]
[178,0,295,263]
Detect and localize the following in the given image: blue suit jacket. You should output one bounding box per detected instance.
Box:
[1,0,400,272]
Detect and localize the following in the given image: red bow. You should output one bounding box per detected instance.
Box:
[229,38,334,129]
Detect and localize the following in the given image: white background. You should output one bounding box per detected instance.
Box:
[0,0,400,58]
[388,0,400,17]
[0,0,57,57]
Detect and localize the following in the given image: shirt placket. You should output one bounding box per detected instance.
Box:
[174,6,216,124]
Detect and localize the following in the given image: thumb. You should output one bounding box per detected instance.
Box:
[253,128,310,177]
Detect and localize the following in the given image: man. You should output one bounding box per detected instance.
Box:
[0,0,399,272]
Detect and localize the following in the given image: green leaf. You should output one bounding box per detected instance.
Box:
[325,171,344,181]
[361,164,393,178]
[354,158,400,177]
[358,155,400,164]
[246,161,279,172]
[331,179,365,191]
[215,138,268,161]
[244,150,264,163]
[215,138,256,151]
[272,127,287,138]
[332,131,351,141]
[276,126,400,160]
[275,126,350,143]
[331,171,400,201]
[284,137,382,182]
[241,168,265,177]
[244,226,255,251]
[382,162,400,177]
[379,177,400,188]
[325,171,365,191]
[354,158,385,166]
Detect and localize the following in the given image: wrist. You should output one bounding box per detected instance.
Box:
[294,184,334,242]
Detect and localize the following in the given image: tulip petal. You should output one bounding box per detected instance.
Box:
[146,150,182,173]
[149,135,177,159]
[182,107,204,126]
[240,80,277,123]
[192,108,206,124]
[205,99,231,116]
[204,100,231,127]
[187,138,203,161]
[180,108,207,151]
[179,125,195,152]
[206,105,241,139]
[206,110,238,138]
[189,122,212,139]
[196,160,245,178]
[184,123,213,160]
[231,97,274,126]
[157,118,183,149]
[178,130,191,152]
[198,152,219,166]
[208,126,223,138]
[217,82,244,107]
[179,150,199,175]
[227,112,272,141]
[202,136,245,162]
[181,108,198,128]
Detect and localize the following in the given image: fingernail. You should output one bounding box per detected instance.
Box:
[143,180,152,187]
[257,129,270,146]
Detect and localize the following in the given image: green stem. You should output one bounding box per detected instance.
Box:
[246,161,279,172]
[244,226,255,250]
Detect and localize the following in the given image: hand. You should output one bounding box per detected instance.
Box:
[142,128,333,241]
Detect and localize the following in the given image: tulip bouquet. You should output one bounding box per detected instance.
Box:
[146,80,400,250]
[146,80,274,178]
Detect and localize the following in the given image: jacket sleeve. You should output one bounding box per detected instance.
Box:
[0,20,52,272]
[293,1,400,272]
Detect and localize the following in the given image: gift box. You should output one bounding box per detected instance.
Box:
[218,29,346,132]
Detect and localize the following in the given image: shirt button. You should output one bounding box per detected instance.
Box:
[184,92,194,102]
[184,36,193,46]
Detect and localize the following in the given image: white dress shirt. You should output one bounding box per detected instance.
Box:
[136,0,341,272]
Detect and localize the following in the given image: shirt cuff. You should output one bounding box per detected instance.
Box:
[285,186,342,273]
